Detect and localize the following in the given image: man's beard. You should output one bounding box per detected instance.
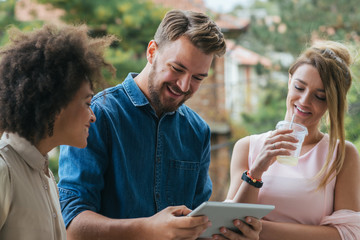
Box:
[148,60,191,115]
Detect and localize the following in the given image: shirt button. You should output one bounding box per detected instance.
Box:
[44,184,48,190]
[156,193,160,199]
[156,157,160,163]
[52,213,56,218]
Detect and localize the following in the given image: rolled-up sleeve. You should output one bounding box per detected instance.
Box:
[320,209,360,240]
[58,102,110,228]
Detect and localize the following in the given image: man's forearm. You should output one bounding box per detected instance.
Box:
[67,210,148,240]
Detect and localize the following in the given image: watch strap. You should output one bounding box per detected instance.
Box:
[241,170,263,188]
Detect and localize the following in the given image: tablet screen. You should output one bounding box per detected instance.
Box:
[187,201,275,238]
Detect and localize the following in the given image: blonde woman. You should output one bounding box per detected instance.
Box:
[227,41,360,240]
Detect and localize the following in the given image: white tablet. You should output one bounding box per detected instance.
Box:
[187,201,275,238]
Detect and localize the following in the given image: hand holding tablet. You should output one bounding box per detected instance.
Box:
[187,201,275,238]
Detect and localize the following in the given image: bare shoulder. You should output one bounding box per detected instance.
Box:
[230,136,251,169]
[334,141,360,210]
[233,136,251,152]
[343,140,360,167]
[345,140,359,152]
[337,140,360,186]
[339,141,360,176]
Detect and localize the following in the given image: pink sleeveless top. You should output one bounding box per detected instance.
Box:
[249,132,337,225]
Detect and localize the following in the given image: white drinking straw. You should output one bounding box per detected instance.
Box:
[289,113,295,129]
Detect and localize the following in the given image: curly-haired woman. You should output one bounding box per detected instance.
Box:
[0,24,115,240]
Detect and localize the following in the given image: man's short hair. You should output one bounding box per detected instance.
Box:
[154,9,226,57]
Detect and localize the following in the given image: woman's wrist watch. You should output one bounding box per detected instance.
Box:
[241,170,263,188]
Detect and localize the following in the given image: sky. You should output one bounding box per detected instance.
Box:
[204,0,254,13]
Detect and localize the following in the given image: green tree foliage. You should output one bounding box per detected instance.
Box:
[0,0,48,44]
[346,63,360,150]
[0,0,21,45]
[36,0,166,81]
[246,0,360,55]
[241,77,287,133]
[0,0,17,30]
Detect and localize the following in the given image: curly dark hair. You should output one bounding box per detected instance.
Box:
[0,24,116,145]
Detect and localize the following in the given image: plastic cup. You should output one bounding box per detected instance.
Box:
[275,121,308,166]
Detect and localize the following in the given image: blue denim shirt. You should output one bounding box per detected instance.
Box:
[58,73,212,227]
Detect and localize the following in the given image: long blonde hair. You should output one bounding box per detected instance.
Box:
[289,41,352,189]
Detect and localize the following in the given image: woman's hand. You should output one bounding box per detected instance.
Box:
[250,129,298,178]
[211,217,262,240]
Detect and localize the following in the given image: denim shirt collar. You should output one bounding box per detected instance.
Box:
[123,72,185,116]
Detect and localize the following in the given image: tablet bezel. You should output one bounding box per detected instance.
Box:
[187,201,275,238]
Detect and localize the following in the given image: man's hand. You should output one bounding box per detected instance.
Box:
[143,205,211,240]
[211,217,262,240]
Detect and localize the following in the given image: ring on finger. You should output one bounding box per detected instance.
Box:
[273,143,276,149]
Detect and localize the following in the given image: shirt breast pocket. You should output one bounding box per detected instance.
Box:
[166,159,200,207]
